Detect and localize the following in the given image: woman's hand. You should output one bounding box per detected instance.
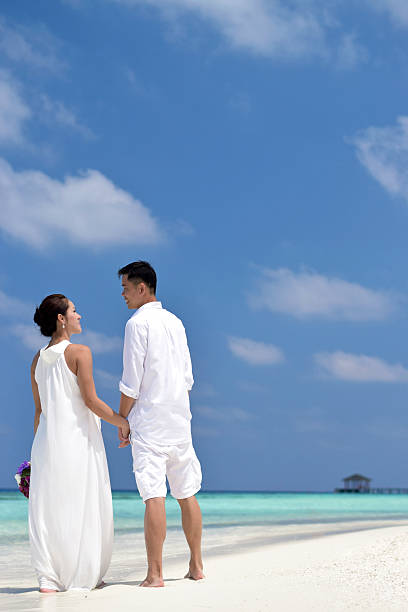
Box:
[118,420,130,448]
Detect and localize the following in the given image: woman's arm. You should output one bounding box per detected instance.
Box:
[74,345,129,436]
[31,353,41,434]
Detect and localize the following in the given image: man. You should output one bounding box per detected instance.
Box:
[117,261,204,587]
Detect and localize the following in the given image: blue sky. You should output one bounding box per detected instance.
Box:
[2,0,408,491]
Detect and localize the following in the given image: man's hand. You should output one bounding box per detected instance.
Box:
[118,393,134,448]
[118,421,130,448]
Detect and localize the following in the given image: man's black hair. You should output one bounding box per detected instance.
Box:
[118,261,157,294]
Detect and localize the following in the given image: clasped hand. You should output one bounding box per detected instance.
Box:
[118,421,130,448]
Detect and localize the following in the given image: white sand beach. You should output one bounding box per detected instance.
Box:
[2,521,408,611]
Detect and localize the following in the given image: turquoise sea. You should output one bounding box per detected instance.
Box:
[2,490,408,546]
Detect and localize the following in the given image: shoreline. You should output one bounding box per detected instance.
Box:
[2,520,408,610]
[0,488,360,492]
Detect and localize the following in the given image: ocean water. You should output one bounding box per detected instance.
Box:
[2,490,408,546]
[2,490,408,586]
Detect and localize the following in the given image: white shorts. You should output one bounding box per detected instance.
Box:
[131,432,202,502]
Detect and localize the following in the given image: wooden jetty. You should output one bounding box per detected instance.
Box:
[334,473,408,494]
[369,487,408,494]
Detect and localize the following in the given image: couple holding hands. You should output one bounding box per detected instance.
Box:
[28,261,203,592]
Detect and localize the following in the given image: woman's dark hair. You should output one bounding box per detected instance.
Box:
[118,261,157,294]
[33,294,69,337]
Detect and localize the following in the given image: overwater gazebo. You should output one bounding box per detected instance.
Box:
[335,473,371,493]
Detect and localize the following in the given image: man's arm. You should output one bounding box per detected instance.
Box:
[118,319,148,447]
[119,393,135,419]
[182,325,194,391]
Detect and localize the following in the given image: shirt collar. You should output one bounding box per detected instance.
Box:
[134,301,162,315]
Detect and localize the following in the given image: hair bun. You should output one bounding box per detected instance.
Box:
[33,307,44,326]
[33,294,69,337]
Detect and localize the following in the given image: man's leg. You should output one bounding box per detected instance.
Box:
[177,496,204,580]
[131,433,168,587]
[141,497,166,587]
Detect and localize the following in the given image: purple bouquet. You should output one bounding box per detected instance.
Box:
[15,461,31,498]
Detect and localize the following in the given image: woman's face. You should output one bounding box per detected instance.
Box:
[63,300,82,335]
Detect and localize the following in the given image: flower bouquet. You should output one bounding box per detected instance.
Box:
[15,461,31,498]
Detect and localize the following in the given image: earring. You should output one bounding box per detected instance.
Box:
[62,324,65,329]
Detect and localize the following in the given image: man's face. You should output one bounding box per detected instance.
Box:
[121,274,145,309]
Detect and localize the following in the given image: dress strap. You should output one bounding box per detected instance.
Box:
[40,340,71,364]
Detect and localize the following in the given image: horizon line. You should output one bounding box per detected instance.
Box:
[0,488,335,494]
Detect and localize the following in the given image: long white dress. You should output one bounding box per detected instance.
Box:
[28,340,113,591]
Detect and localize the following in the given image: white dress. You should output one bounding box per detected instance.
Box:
[28,340,113,591]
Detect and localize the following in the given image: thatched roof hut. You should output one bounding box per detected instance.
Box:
[342,474,371,491]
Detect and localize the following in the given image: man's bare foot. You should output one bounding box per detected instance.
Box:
[39,588,57,593]
[140,576,164,587]
[184,567,205,580]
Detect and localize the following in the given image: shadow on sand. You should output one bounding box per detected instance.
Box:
[0,586,38,594]
[105,578,184,587]
[0,578,185,594]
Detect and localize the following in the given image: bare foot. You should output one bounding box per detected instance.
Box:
[184,567,205,581]
[140,577,164,587]
[39,588,57,593]
[95,581,106,589]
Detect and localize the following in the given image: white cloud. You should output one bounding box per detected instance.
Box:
[39,95,93,139]
[0,289,32,318]
[172,219,195,236]
[94,368,120,388]
[0,20,89,147]
[366,420,408,440]
[0,71,31,146]
[73,330,122,354]
[250,268,396,321]
[124,68,155,98]
[353,116,408,201]
[191,382,218,398]
[238,380,268,393]
[0,17,64,72]
[194,405,223,419]
[0,76,92,151]
[125,68,146,92]
[232,407,252,421]
[64,0,371,67]
[114,0,328,59]
[228,336,284,365]
[293,407,333,433]
[11,324,45,351]
[194,404,252,421]
[368,0,408,27]
[0,158,164,249]
[0,290,121,355]
[0,77,92,149]
[315,351,408,382]
[11,324,122,354]
[110,0,370,65]
[191,424,220,438]
[336,33,368,70]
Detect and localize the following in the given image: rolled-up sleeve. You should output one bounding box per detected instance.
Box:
[119,319,148,399]
[182,327,194,391]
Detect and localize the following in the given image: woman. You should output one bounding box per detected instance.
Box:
[29,294,129,593]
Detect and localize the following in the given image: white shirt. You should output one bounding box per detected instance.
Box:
[119,301,194,445]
